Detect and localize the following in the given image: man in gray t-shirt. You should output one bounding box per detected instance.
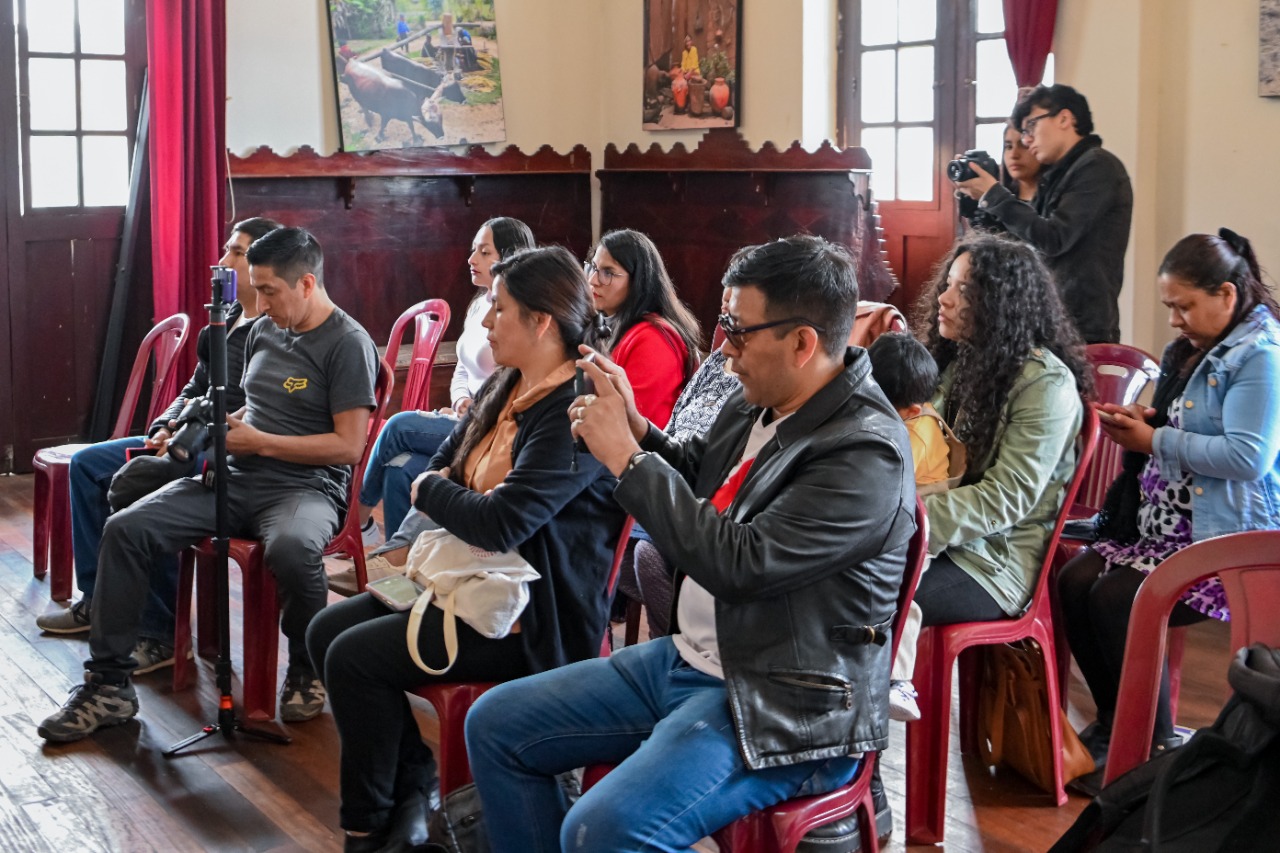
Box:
[40,227,379,743]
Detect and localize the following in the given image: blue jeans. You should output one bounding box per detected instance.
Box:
[358,411,458,533]
[466,637,861,852]
[68,437,176,640]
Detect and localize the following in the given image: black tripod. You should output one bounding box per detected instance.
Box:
[165,266,291,756]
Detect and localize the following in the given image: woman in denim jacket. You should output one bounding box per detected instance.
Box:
[1059,228,1280,773]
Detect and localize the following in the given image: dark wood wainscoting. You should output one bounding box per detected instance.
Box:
[599,129,897,340]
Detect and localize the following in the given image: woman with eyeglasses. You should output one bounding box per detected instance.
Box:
[331,217,535,593]
[1058,229,1280,778]
[586,229,702,427]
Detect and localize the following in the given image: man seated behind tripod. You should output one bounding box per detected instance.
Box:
[35,217,281,664]
[39,226,380,743]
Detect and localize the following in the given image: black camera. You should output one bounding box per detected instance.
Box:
[168,396,215,464]
[947,149,1000,183]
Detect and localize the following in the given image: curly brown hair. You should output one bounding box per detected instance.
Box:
[914,233,1093,476]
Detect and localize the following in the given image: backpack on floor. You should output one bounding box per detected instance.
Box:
[1049,643,1280,853]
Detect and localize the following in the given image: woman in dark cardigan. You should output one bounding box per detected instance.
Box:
[306,246,625,852]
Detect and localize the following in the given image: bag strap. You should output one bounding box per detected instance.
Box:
[407,585,459,676]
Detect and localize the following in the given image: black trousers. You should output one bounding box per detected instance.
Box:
[1057,549,1207,740]
[305,593,530,833]
[914,552,1009,626]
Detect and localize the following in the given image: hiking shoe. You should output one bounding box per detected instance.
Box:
[328,554,400,597]
[36,599,92,634]
[131,637,192,675]
[889,679,921,722]
[280,667,326,722]
[38,676,138,743]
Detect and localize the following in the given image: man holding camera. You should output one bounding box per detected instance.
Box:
[36,217,281,662]
[38,226,380,742]
[953,84,1132,343]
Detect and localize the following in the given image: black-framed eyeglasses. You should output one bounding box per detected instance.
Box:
[584,260,625,286]
[1020,109,1063,140]
[717,313,826,348]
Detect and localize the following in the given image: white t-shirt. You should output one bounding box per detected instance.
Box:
[449,295,497,405]
[672,410,787,679]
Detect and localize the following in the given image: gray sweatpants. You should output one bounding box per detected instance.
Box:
[87,471,340,681]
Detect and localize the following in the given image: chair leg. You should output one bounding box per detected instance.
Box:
[906,628,952,844]
[172,550,196,692]
[1038,632,1070,806]
[957,647,983,756]
[1167,626,1186,721]
[194,552,220,659]
[624,598,642,647]
[240,562,280,722]
[32,468,51,580]
[48,473,74,601]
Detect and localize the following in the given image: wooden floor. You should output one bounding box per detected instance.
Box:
[0,474,1234,852]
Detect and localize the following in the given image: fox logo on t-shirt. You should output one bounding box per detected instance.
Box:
[283,377,309,393]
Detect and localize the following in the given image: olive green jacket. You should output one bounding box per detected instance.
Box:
[924,349,1082,615]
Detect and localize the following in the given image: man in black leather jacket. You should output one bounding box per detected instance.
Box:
[466,235,916,852]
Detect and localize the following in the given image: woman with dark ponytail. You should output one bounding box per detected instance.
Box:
[1059,228,1280,774]
[306,246,626,851]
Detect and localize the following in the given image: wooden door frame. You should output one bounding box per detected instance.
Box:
[0,1,18,471]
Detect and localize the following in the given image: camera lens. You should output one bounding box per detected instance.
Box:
[947,160,968,182]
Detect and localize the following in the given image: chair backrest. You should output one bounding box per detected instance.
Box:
[348,358,397,510]
[386,299,451,412]
[892,496,930,661]
[1074,343,1160,514]
[1028,404,1101,609]
[708,300,906,353]
[110,313,191,439]
[1104,530,1280,784]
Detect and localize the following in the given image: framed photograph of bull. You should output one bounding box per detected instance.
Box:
[325,1,507,150]
[643,0,741,131]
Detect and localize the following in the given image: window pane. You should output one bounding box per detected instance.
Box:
[897,126,934,201]
[860,50,896,123]
[28,58,77,130]
[861,127,897,202]
[976,0,1005,34]
[861,0,898,46]
[81,60,127,130]
[25,0,76,53]
[79,0,126,55]
[898,0,936,43]
[82,135,129,206]
[976,122,1006,165]
[976,38,1017,119]
[29,136,80,207]
[897,46,934,122]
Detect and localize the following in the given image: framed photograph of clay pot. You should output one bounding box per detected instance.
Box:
[325,1,507,150]
[643,0,741,130]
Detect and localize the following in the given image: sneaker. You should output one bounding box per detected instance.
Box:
[328,554,401,597]
[37,676,138,743]
[280,667,326,722]
[889,679,921,722]
[360,517,382,548]
[131,637,192,675]
[36,599,92,634]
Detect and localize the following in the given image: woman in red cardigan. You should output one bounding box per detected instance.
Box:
[586,229,702,425]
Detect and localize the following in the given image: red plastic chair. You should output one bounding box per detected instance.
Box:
[905,406,1099,844]
[171,358,394,719]
[385,298,451,415]
[1102,530,1280,785]
[416,516,634,797]
[32,313,191,601]
[708,497,929,853]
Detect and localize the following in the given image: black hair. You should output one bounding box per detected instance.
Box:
[231,216,283,243]
[245,226,324,288]
[868,332,939,410]
[595,229,702,377]
[915,233,1093,476]
[1011,83,1094,137]
[722,234,859,360]
[446,246,601,484]
[1160,229,1280,336]
[483,216,536,260]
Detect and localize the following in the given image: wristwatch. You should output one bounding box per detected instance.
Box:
[624,450,650,476]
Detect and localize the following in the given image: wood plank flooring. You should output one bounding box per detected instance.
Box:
[0,474,1234,852]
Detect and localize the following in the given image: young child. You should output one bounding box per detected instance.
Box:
[867,332,952,721]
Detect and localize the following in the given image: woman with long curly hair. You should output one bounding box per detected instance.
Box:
[885,233,1092,723]
[1058,229,1280,775]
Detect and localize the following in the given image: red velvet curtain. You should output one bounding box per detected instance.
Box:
[147,0,226,378]
[1003,0,1058,88]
